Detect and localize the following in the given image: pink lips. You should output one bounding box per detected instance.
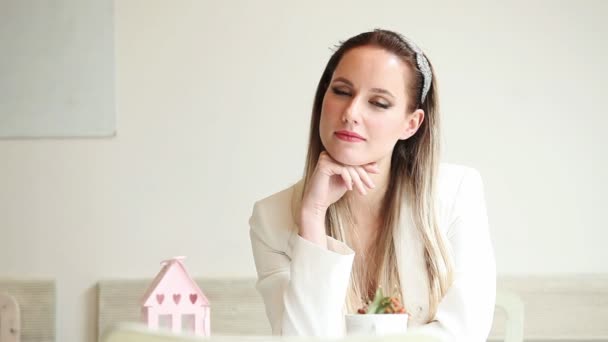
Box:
[335,130,366,142]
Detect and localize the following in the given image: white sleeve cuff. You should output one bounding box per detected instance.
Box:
[281,233,355,336]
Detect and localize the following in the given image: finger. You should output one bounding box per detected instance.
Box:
[362,162,380,174]
[318,155,340,176]
[347,167,367,195]
[355,166,376,189]
[339,167,353,191]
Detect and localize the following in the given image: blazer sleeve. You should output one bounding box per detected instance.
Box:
[412,168,497,342]
[249,201,355,337]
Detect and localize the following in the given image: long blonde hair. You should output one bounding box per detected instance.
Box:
[299,29,454,321]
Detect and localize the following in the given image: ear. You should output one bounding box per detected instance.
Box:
[399,109,425,140]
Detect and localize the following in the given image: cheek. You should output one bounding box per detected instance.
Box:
[320,97,342,131]
[321,96,342,119]
[367,116,405,145]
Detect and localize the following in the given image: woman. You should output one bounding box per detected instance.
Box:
[249,29,496,341]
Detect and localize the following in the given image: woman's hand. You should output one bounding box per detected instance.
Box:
[298,151,379,247]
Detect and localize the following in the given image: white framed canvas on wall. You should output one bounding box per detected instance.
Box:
[0,0,115,138]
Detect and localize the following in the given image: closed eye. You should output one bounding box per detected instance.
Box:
[331,87,351,96]
[371,101,390,109]
[332,86,392,109]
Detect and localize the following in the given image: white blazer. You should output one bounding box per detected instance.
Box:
[249,164,496,342]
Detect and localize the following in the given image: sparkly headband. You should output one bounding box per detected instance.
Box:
[403,38,432,104]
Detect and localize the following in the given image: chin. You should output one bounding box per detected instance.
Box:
[324,146,370,166]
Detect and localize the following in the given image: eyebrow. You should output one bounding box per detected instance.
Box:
[332,77,395,99]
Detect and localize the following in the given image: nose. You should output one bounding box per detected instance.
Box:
[341,96,362,125]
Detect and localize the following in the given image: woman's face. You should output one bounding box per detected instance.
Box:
[319,46,423,166]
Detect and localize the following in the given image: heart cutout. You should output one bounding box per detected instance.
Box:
[156,294,165,305]
[189,293,198,304]
[173,294,181,304]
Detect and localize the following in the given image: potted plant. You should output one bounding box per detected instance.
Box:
[345,287,409,336]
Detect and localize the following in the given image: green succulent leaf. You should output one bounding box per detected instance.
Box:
[366,287,384,314]
[376,297,393,314]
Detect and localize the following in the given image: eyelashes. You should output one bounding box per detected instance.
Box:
[332,87,350,96]
[372,101,390,110]
[330,87,392,109]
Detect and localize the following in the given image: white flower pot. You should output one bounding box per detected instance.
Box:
[345,313,409,336]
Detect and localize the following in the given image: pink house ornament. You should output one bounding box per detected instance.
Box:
[141,256,210,336]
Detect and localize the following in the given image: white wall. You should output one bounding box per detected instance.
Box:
[1,1,606,342]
